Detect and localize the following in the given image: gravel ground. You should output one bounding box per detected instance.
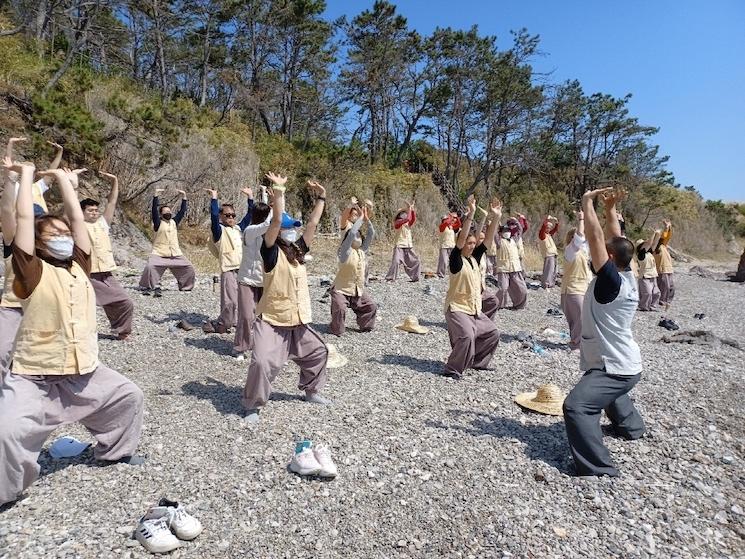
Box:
[1,261,744,559]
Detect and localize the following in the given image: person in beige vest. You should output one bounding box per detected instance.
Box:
[442,196,501,379]
[242,173,331,424]
[330,205,377,335]
[538,215,560,288]
[138,188,195,295]
[475,213,500,319]
[202,187,256,334]
[0,164,144,508]
[385,201,421,281]
[436,212,461,277]
[636,229,661,311]
[653,220,675,308]
[561,210,592,350]
[80,172,134,340]
[491,214,529,311]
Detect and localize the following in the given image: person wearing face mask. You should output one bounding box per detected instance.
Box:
[653,220,675,309]
[330,205,377,336]
[80,171,134,341]
[138,187,195,295]
[561,210,592,350]
[385,201,421,282]
[202,187,256,334]
[442,196,501,379]
[538,214,560,288]
[241,173,331,424]
[562,187,645,477]
[491,212,528,311]
[475,212,499,319]
[635,229,661,311]
[339,198,361,233]
[437,212,461,278]
[0,163,145,508]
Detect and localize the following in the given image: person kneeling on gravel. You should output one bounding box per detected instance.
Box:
[330,204,377,336]
[442,196,501,379]
[0,165,144,509]
[562,187,646,477]
[241,173,331,424]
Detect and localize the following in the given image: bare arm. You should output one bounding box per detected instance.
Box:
[582,188,614,270]
[9,162,35,255]
[483,199,502,251]
[1,158,18,243]
[456,197,477,249]
[302,180,326,246]
[5,137,26,161]
[101,172,119,224]
[47,141,64,170]
[263,173,287,248]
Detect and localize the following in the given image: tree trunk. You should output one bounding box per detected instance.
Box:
[199,15,212,107]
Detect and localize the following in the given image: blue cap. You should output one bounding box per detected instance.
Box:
[33,204,46,217]
[281,212,302,229]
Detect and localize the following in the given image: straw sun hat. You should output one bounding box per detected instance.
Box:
[514,384,566,416]
[395,315,429,335]
[325,344,348,369]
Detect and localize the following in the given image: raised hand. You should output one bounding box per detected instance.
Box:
[9,137,27,146]
[307,180,326,198]
[350,196,358,205]
[204,188,218,199]
[362,205,370,221]
[583,186,614,202]
[241,186,253,198]
[363,198,374,209]
[489,197,502,218]
[71,168,87,176]
[36,168,66,181]
[265,172,287,186]
[176,189,186,197]
[466,195,477,215]
[47,140,63,150]
[2,158,33,174]
[63,167,83,189]
[154,188,165,196]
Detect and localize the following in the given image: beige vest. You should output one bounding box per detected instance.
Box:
[209,225,242,272]
[85,219,117,273]
[152,219,182,257]
[445,256,482,315]
[561,249,591,295]
[655,245,674,274]
[12,260,98,375]
[257,249,312,326]
[517,237,525,260]
[496,240,522,273]
[334,248,366,297]
[1,255,22,308]
[439,227,455,249]
[540,234,558,257]
[394,224,413,248]
[638,252,658,279]
[630,257,640,279]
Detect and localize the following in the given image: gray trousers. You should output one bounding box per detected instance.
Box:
[563,369,645,477]
[436,248,453,278]
[385,247,421,282]
[330,289,377,336]
[560,293,584,350]
[486,255,496,276]
[0,365,144,505]
[481,289,499,319]
[444,310,500,376]
[242,319,328,410]
[496,271,528,310]
[139,255,196,291]
[638,277,661,310]
[214,269,238,331]
[541,255,558,288]
[233,284,262,354]
[657,273,675,305]
[0,306,22,376]
[90,272,134,336]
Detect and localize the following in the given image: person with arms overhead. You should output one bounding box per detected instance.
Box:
[437,211,461,278]
[654,220,675,309]
[538,214,560,288]
[635,228,661,311]
[385,200,421,282]
[561,210,592,350]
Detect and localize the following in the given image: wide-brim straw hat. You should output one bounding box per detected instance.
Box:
[326,343,348,369]
[514,384,566,416]
[395,315,429,334]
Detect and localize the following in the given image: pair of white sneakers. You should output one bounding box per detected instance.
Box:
[289,443,338,478]
[135,498,203,553]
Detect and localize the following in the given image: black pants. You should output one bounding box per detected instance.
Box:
[563,369,645,476]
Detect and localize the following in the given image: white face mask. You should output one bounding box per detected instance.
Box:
[280,229,298,243]
[501,231,511,239]
[46,235,74,259]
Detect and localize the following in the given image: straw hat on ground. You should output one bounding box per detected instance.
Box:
[395,315,429,334]
[514,384,566,416]
[325,344,348,369]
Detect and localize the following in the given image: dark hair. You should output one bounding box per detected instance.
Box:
[159,205,171,214]
[80,198,99,210]
[35,214,70,237]
[251,202,271,225]
[220,204,235,214]
[277,237,305,266]
[607,236,634,268]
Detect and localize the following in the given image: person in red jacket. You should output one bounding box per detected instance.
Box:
[436,212,461,278]
[385,201,421,282]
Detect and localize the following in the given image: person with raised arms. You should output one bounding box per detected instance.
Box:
[138,187,195,296]
[490,207,528,311]
[562,187,646,477]
[5,137,64,216]
[80,171,134,340]
[442,196,501,379]
[538,214,560,288]
[560,210,592,350]
[385,200,421,282]
[635,228,661,311]
[241,173,331,424]
[436,211,461,278]
[0,163,144,508]
[654,219,675,309]
[0,156,23,375]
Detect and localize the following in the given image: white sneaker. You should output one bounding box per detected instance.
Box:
[135,514,181,553]
[313,445,338,478]
[289,447,323,476]
[155,498,203,540]
[233,353,246,361]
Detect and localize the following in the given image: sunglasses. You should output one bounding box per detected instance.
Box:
[222,213,236,218]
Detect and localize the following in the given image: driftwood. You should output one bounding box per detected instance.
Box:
[661,330,742,351]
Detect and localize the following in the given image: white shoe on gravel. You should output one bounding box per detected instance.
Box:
[289,448,323,476]
[135,514,181,553]
[156,498,203,540]
[312,445,338,478]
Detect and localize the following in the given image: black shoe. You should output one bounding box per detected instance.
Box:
[440,370,462,380]
[153,287,162,298]
[141,289,151,296]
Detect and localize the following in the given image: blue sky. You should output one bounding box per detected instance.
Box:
[324,0,745,202]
